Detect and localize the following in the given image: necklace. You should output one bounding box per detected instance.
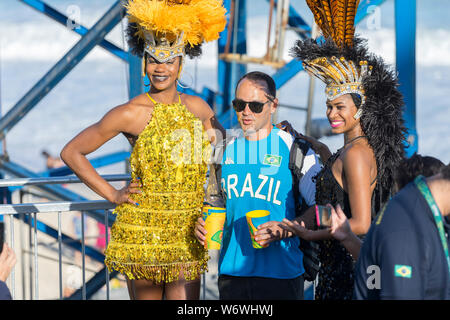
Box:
[343,135,367,148]
[335,135,368,155]
[146,92,181,105]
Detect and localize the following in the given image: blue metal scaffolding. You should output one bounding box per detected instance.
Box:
[0,0,417,299]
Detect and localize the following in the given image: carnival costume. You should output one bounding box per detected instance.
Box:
[290,0,406,299]
[104,0,226,283]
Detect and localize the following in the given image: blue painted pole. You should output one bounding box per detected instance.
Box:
[272,59,304,90]
[128,53,144,99]
[216,0,247,123]
[395,0,417,157]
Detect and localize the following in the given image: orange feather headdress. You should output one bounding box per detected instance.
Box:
[125,0,227,63]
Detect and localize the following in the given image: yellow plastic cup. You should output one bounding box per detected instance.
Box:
[202,206,226,250]
[246,210,270,249]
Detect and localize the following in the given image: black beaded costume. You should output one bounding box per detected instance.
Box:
[314,138,375,300]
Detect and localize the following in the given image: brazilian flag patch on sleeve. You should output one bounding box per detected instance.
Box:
[394,265,412,278]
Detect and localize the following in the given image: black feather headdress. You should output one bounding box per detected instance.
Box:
[291,2,407,207]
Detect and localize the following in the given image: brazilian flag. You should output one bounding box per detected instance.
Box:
[394,265,412,278]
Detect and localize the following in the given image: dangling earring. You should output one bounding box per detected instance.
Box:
[142,55,146,78]
[176,79,189,89]
[353,108,363,120]
[177,56,185,80]
[176,56,190,89]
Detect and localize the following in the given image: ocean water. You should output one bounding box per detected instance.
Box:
[0,0,449,175]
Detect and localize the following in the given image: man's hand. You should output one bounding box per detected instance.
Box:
[0,244,16,282]
[194,217,207,247]
[254,221,293,246]
[279,218,314,241]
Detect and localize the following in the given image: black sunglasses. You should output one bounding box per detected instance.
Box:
[232,98,272,113]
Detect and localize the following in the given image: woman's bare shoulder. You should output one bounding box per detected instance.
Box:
[181,93,214,121]
[103,94,153,134]
[342,143,375,173]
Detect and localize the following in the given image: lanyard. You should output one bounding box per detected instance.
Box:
[414,175,450,276]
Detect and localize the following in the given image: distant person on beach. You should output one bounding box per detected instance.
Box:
[41,150,64,169]
[60,0,226,300]
[194,71,322,300]
[0,243,17,300]
[279,1,406,299]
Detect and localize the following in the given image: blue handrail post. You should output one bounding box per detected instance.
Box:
[128,52,144,99]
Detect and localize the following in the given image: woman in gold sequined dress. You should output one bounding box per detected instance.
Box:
[60,0,226,300]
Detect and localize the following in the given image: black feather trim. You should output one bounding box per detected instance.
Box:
[126,22,145,58]
[184,43,203,59]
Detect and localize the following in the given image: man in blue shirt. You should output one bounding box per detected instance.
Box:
[195,71,321,299]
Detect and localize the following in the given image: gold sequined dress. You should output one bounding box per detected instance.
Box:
[104,93,211,283]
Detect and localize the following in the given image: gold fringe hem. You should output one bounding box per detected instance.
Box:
[105,259,208,284]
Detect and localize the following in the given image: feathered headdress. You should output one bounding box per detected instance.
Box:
[300,0,372,109]
[291,1,407,209]
[125,0,227,62]
[306,0,359,48]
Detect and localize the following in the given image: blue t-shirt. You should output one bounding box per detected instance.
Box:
[218,126,321,279]
[354,182,450,299]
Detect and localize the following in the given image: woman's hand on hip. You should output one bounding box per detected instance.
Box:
[111,179,142,206]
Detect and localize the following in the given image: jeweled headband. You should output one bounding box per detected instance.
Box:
[303,56,372,106]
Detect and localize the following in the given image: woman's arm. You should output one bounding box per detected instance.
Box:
[60,104,142,204]
[342,145,374,235]
[329,204,362,260]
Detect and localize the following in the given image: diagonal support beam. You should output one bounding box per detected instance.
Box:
[0,0,126,140]
[395,0,417,157]
[19,0,128,61]
[65,266,119,300]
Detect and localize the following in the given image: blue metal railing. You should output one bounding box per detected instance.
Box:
[0,175,127,300]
